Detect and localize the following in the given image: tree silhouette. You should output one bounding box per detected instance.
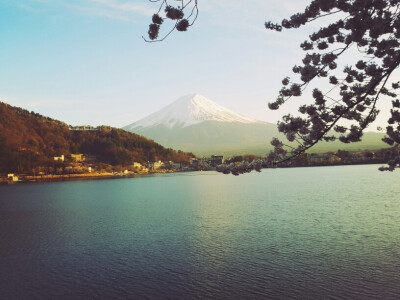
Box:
[146,0,400,173]
[263,0,400,172]
[144,0,198,42]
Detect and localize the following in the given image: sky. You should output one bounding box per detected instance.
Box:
[0,0,395,129]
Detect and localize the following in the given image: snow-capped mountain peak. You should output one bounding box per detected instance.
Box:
[124,94,261,130]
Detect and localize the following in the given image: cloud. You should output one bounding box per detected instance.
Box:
[200,0,312,31]
[17,0,154,21]
[16,3,37,11]
[87,0,154,16]
[16,0,311,25]
[62,2,132,21]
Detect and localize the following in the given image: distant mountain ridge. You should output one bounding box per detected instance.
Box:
[123,94,388,156]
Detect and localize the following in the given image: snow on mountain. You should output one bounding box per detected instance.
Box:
[124,94,262,130]
[122,94,385,156]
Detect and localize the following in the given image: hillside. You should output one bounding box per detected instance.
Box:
[0,101,194,174]
[130,121,278,156]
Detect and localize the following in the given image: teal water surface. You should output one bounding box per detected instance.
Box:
[0,165,400,299]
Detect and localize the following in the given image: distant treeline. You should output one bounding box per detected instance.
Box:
[0,101,195,174]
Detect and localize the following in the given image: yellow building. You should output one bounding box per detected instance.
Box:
[133,162,142,168]
[54,155,64,162]
[7,174,19,182]
[71,154,84,162]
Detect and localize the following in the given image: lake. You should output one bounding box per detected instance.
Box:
[1,165,400,299]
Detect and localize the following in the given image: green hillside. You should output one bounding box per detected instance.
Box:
[131,120,388,157]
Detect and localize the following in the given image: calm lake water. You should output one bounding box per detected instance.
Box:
[1,165,400,299]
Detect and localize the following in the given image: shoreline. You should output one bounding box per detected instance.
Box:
[0,169,186,185]
[0,161,388,185]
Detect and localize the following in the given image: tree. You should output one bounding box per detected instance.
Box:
[144,0,198,42]
[264,0,400,172]
[147,0,400,173]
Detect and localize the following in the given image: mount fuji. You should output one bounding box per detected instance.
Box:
[123,94,279,155]
[123,94,387,156]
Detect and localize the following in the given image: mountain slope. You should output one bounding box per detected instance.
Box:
[123,94,388,156]
[0,101,194,174]
[123,94,278,155]
[130,121,279,156]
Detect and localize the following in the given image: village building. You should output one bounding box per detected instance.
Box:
[54,155,64,162]
[132,162,142,168]
[164,161,183,169]
[171,162,183,169]
[7,174,19,182]
[209,155,224,166]
[190,158,199,167]
[147,161,164,170]
[307,153,341,164]
[353,152,375,161]
[69,125,98,131]
[71,154,85,162]
[153,161,164,170]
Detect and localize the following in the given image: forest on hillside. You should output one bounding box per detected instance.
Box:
[0,102,194,174]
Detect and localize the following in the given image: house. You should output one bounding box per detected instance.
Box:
[71,154,84,162]
[54,155,64,162]
[7,174,19,182]
[69,125,98,131]
[209,155,224,166]
[153,161,164,170]
[147,161,164,170]
[132,162,142,168]
[162,161,182,170]
[190,158,199,167]
[165,161,183,169]
[139,167,149,173]
[307,153,341,164]
[171,162,183,169]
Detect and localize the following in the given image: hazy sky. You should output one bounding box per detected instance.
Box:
[0,0,395,129]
